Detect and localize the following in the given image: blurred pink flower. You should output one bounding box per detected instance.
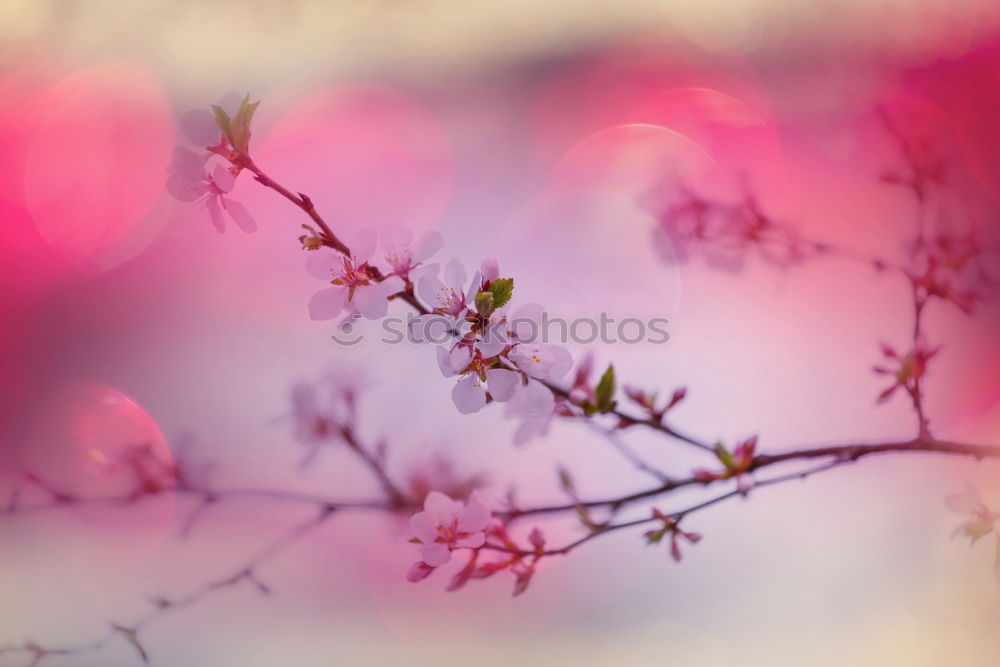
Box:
[946,483,998,543]
[873,341,938,404]
[408,491,491,573]
[908,232,988,314]
[166,148,256,233]
[645,508,702,563]
[505,379,557,445]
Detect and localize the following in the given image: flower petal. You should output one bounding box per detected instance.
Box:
[511,380,554,419]
[509,303,545,342]
[308,286,347,320]
[510,344,557,379]
[447,345,472,373]
[457,531,486,549]
[352,284,390,320]
[420,543,452,567]
[412,230,444,264]
[406,561,435,583]
[452,374,487,414]
[409,263,438,283]
[458,492,491,532]
[486,369,519,402]
[224,198,257,233]
[444,257,467,292]
[409,510,438,543]
[180,109,220,146]
[480,257,499,283]
[513,417,549,447]
[171,146,208,177]
[476,322,509,357]
[547,345,573,380]
[206,195,225,233]
[417,274,446,308]
[381,224,413,250]
[211,164,235,193]
[165,172,205,202]
[305,252,340,281]
[352,228,377,263]
[413,315,455,346]
[425,490,459,517]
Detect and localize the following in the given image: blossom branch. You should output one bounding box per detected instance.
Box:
[11,95,999,659]
[234,154,352,257]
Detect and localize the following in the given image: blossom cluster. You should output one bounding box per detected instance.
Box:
[692,436,758,495]
[908,232,990,314]
[641,186,810,271]
[946,484,1000,578]
[167,96,260,233]
[872,341,938,405]
[162,96,1000,601]
[304,230,572,436]
[406,491,548,596]
[644,508,702,562]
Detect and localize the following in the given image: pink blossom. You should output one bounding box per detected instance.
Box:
[509,343,572,381]
[381,225,443,283]
[505,379,557,445]
[409,491,491,572]
[443,347,520,414]
[166,148,256,234]
[290,382,339,445]
[946,483,998,543]
[908,232,988,314]
[306,230,404,320]
[417,258,474,318]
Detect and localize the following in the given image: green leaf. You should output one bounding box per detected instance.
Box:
[211,104,233,144]
[714,442,736,470]
[212,95,260,154]
[594,364,616,413]
[229,94,261,153]
[487,278,514,310]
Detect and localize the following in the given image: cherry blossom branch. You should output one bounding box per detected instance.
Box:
[12,96,999,660]
[500,437,1000,524]
[224,129,712,455]
[492,459,848,560]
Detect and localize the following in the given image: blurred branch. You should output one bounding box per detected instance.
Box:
[1,508,338,666]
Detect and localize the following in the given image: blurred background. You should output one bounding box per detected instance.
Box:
[2,1,1000,665]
